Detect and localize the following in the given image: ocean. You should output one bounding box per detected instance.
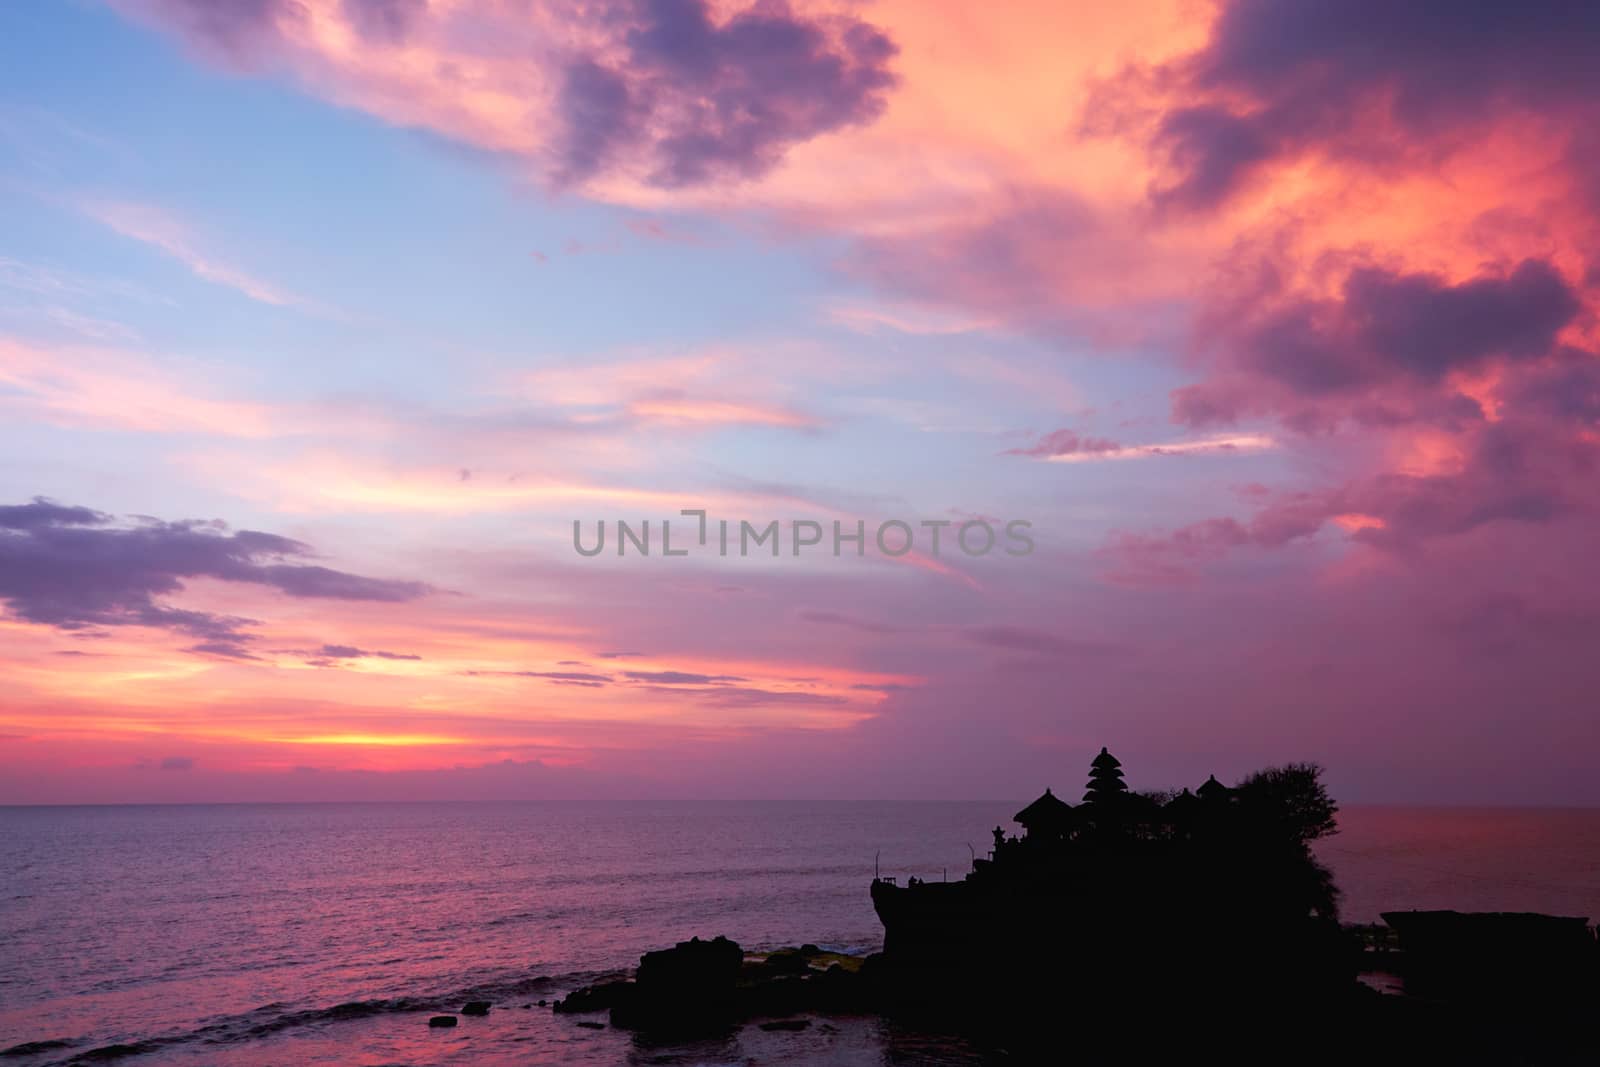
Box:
[3,802,1598,1065]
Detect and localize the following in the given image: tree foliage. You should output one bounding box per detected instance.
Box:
[1234,762,1339,844]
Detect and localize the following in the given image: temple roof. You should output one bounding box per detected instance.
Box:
[1014,787,1073,826]
[1165,787,1199,812]
[1089,746,1122,771]
[1197,774,1232,799]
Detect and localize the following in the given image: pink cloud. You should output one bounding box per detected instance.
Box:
[79,199,308,308]
[1003,428,1122,458]
[124,0,899,190]
[37,0,1600,804]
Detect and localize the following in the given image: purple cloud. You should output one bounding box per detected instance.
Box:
[1174,258,1584,433]
[283,643,425,667]
[1143,0,1600,209]
[1107,417,1590,583]
[315,643,421,661]
[622,669,747,685]
[186,641,262,661]
[0,498,109,530]
[133,0,896,190]
[0,499,430,655]
[1247,260,1578,394]
[795,609,911,635]
[462,670,613,684]
[1003,429,1123,459]
[554,0,898,187]
[341,0,423,43]
[962,625,1121,659]
[634,684,848,707]
[139,0,299,67]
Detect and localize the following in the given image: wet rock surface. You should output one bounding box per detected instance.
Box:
[548,926,1600,1063]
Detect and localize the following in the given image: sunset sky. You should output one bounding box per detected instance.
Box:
[3,0,1598,804]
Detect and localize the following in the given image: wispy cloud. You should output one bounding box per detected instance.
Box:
[0,256,169,342]
[79,200,306,308]
[1052,434,1277,462]
[827,300,995,336]
[521,350,823,431]
[0,337,281,435]
[1007,430,1277,463]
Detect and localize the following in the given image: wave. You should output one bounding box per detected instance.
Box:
[1,1041,77,1060]
[9,970,613,1067]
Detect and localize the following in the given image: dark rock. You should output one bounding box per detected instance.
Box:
[742,974,811,1018]
[811,962,870,1013]
[553,980,633,1014]
[427,1015,457,1028]
[611,935,743,1032]
[762,949,810,975]
[536,1000,546,1007]
[759,1018,812,1032]
[636,935,743,990]
[1382,910,1600,1004]
[575,1021,606,1030]
[798,944,823,957]
[461,1001,490,1016]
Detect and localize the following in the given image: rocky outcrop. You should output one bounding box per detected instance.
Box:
[553,938,880,1035]
[611,935,744,1032]
[1382,910,1599,1003]
[552,980,632,1015]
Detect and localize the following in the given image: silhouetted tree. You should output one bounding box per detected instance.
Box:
[1234,762,1338,844]
[1299,852,1342,920]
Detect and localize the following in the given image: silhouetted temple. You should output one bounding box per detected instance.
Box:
[565,749,1596,1061]
[871,748,1349,1024]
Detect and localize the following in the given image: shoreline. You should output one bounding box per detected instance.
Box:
[7,801,1599,1066]
[9,913,1597,1066]
[533,912,1600,1063]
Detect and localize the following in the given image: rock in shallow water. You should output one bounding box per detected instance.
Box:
[610,936,744,1032]
[428,1015,457,1028]
[759,1018,811,1032]
[761,949,810,975]
[461,1001,491,1016]
[552,979,632,1014]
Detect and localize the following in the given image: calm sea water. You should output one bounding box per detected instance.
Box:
[2,803,1598,1065]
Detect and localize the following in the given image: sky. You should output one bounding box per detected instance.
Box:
[1,0,1597,805]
